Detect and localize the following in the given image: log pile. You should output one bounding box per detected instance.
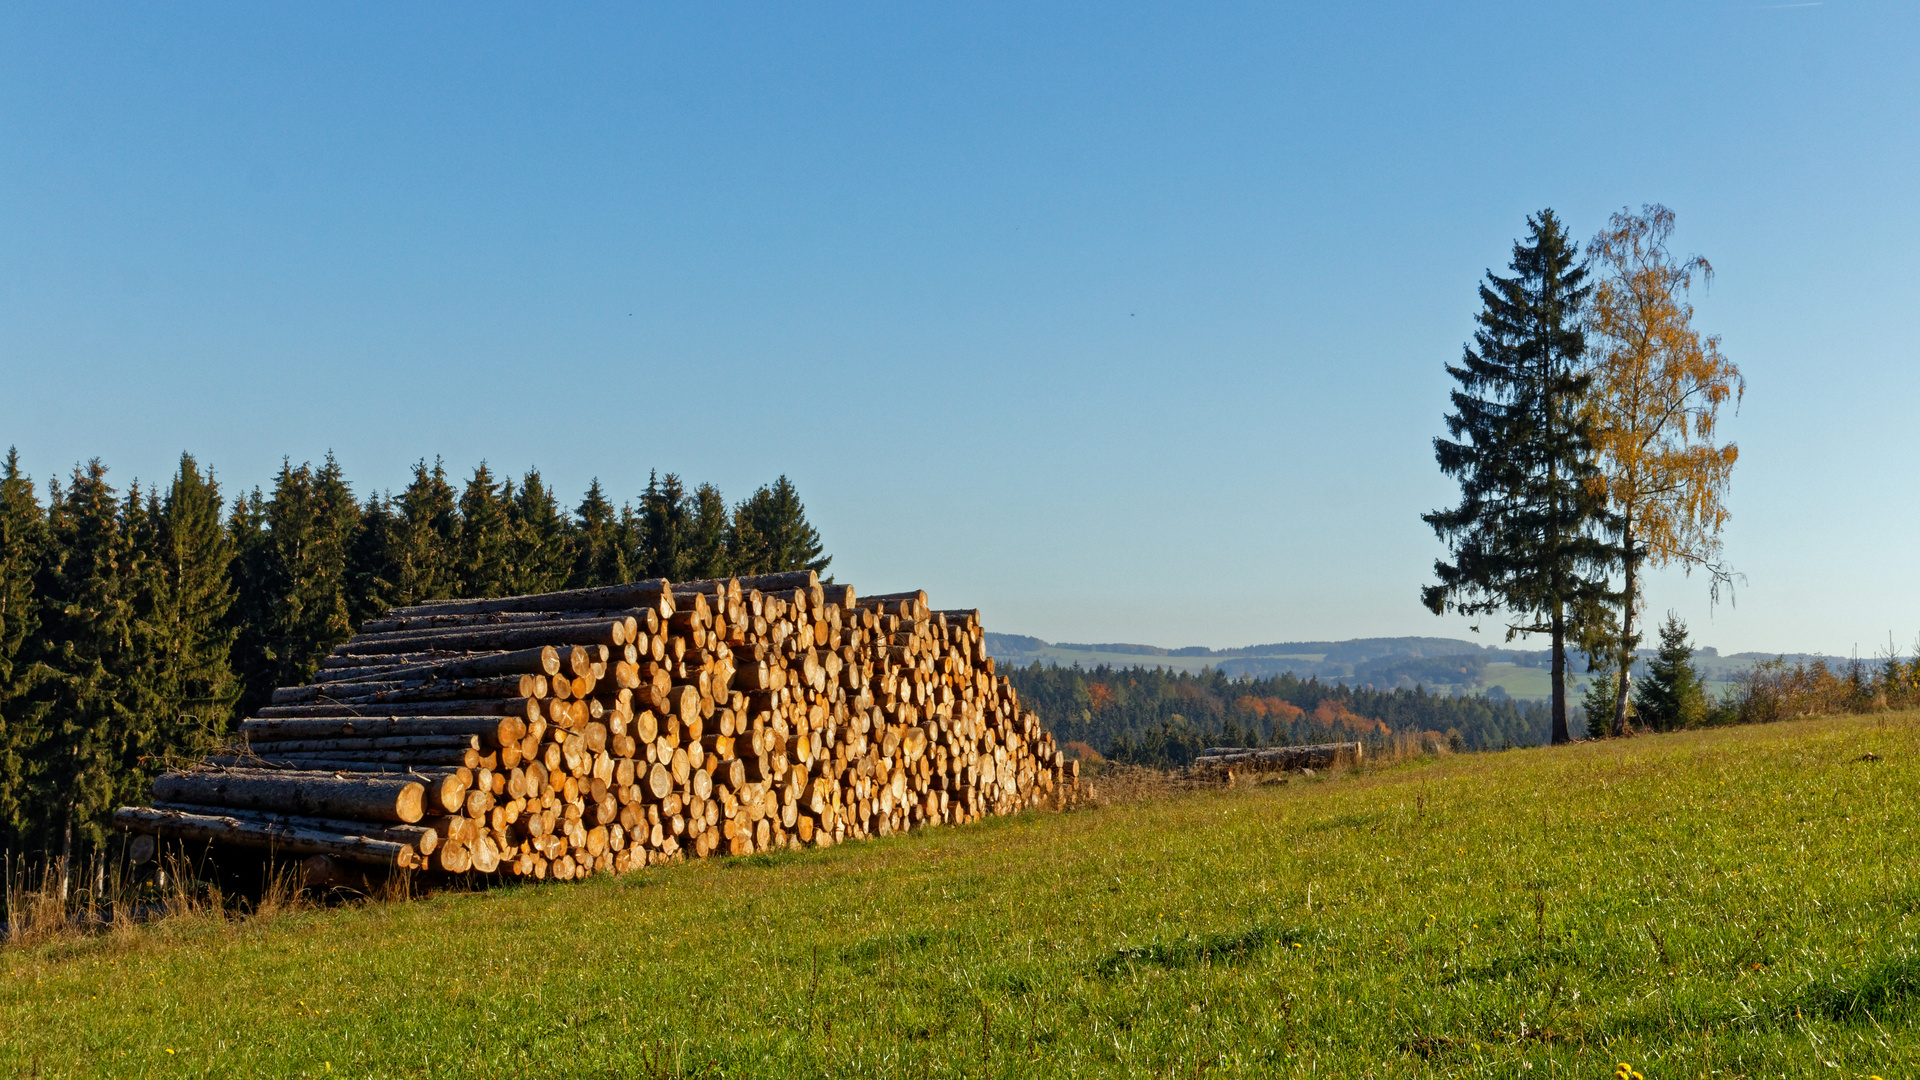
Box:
[115,572,1080,881]
[1188,742,1362,779]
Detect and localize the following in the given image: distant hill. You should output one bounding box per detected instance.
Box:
[986,633,1490,683]
[984,632,1860,702]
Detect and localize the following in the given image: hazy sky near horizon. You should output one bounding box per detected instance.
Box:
[1,4,1914,657]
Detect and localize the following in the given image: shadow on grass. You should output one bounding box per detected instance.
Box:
[1095,922,1310,977]
[1807,952,1920,1023]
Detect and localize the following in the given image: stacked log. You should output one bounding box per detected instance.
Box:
[115,572,1080,881]
[1188,742,1362,778]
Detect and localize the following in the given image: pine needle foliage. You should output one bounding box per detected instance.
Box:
[1423,210,1616,744]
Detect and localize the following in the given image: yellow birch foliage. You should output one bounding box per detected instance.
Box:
[1586,205,1743,581]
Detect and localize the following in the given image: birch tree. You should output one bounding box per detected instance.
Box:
[1584,205,1742,736]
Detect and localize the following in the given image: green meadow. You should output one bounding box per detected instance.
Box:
[3,712,1914,1078]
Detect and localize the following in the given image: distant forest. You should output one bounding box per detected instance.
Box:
[1003,663,1551,766]
[0,450,829,857]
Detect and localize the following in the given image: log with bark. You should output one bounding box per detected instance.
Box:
[1190,742,1363,771]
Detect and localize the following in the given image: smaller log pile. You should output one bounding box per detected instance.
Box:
[1187,742,1363,780]
[116,572,1080,882]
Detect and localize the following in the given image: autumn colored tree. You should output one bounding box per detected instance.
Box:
[1424,210,1615,744]
[1585,205,1742,735]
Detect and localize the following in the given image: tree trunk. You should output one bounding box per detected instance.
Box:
[113,806,419,867]
[149,772,426,824]
[253,698,540,721]
[1550,597,1570,745]
[147,802,439,856]
[1614,515,1637,736]
[241,715,525,744]
[384,579,673,620]
[333,622,625,657]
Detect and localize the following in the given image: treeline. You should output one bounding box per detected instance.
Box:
[1003,663,1550,767]
[1599,612,1920,733]
[0,449,829,859]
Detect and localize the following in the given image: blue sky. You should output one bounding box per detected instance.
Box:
[1,3,1913,656]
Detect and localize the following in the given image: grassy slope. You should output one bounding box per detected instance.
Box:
[4,714,1916,1078]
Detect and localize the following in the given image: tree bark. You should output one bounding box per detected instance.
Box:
[241,715,526,744]
[149,771,427,824]
[113,806,420,867]
[385,579,674,620]
[253,698,541,721]
[272,674,543,705]
[147,801,439,856]
[333,621,624,657]
[1614,512,1637,737]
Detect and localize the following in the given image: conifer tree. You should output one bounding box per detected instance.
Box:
[0,449,50,850]
[227,457,358,717]
[1579,662,1620,738]
[146,454,238,760]
[1423,210,1614,744]
[116,483,170,801]
[684,483,732,580]
[35,462,138,858]
[569,480,627,588]
[345,493,401,627]
[508,468,572,594]
[1633,612,1706,731]
[456,462,513,597]
[728,476,830,577]
[638,472,691,581]
[389,458,459,604]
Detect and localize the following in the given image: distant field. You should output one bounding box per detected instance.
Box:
[1480,662,1744,703]
[4,713,1915,1077]
[997,645,1325,674]
[989,653,1743,704]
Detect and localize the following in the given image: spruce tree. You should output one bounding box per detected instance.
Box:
[684,483,731,580]
[35,462,138,857]
[1422,210,1613,744]
[390,458,459,605]
[345,493,401,627]
[638,472,690,581]
[147,454,238,761]
[227,457,358,717]
[117,483,171,804]
[1580,663,1619,739]
[1633,612,1706,731]
[456,462,513,597]
[728,476,830,577]
[0,449,50,851]
[508,468,572,594]
[569,480,627,588]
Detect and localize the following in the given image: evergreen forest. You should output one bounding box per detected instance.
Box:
[1004,662,1550,767]
[0,449,830,860]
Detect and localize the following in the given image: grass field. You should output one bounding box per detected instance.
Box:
[1474,662,1742,705]
[4,713,1915,1078]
